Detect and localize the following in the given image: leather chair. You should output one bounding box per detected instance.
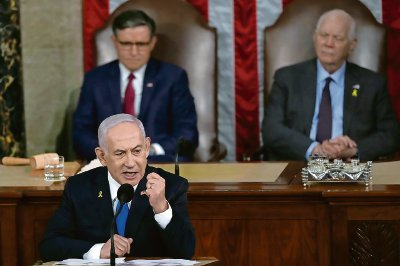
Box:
[258,0,387,160]
[95,0,226,162]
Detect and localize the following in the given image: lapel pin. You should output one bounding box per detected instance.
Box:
[146,82,154,88]
[98,191,103,198]
[352,84,360,97]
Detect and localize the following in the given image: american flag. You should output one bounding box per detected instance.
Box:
[83,0,400,161]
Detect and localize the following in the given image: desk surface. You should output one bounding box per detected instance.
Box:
[1,161,400,196]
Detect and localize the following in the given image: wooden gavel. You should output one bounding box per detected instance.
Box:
[1,153,59,170]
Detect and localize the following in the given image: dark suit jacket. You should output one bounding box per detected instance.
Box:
[262,59,400,161]
[73,58,198,162]
[39,165,195,261]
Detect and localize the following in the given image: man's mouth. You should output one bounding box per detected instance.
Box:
[122,170,138,179]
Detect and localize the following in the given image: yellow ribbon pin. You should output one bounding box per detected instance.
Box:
[352,84,360,97]
[98,191,103,198]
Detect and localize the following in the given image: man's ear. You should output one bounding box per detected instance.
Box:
[95,147,107,166]
[149,35,157,51]
[111,34,118,48]
[145,137,151,158]
[349,37,357,53]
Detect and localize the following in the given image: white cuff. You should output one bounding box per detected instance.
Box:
[306,141,319,160]
[83,243,104,259]
[154,201,172,229]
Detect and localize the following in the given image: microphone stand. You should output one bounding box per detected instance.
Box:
[110,203,123,266]
[175,137,184,176]
[175,149,180,176]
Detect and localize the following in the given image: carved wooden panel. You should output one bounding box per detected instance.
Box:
[349,221,400,266]
[18,200,60,266]
[190,199,330,265]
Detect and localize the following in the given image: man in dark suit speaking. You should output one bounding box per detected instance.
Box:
[73,9,198,163]
[39,114,195,261]
[262,9,400,161]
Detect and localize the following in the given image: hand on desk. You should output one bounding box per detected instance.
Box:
[313,135,358,161]
[100,234,133,258]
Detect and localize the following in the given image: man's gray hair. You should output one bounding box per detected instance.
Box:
[98,114,146,153]
[316,9,357,40]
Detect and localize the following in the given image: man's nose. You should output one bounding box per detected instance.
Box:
[124,152,136,166]
[324,36,335,46]
[129,44,139,54]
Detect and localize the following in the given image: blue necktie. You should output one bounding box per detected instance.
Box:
[116,200,129,236]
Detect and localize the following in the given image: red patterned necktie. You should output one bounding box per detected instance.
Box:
[316,77,333,143]
[123,73,135,115]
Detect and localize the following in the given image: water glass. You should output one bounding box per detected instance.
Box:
[44,155,65,181]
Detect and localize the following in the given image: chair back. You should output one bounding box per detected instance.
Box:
[95,0,225,161]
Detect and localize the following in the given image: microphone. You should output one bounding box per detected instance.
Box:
[110,184,134,266]
[175,137,196,175]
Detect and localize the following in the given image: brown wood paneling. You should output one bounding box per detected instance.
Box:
[0,192,20,266]
[17,196,61,266]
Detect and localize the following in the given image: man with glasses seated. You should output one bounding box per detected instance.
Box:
[73,10,198,163]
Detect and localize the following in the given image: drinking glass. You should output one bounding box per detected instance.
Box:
[44,155,65,181]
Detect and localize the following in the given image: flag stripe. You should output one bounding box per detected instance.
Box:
[209,0,236,160]
[233,0,260,159]
[382,0,400,119]
[83,0,109,72]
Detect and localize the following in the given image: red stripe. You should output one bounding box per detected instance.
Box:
[187,0,209,22]
[282,0,294,8]
[83,0,109,72]
[234,0,259,160]
[382,0,400,120]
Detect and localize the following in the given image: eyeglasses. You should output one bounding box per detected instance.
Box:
[116,38,152,50]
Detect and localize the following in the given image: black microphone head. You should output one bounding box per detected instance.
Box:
[117,183,134,204]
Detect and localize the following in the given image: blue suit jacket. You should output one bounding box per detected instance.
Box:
[73,58,198,162]
[263,59,400,160]
[39,165,195,261]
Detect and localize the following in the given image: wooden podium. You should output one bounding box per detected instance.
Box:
[2,161,400,265]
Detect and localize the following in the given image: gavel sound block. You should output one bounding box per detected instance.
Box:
[1,153,59,170]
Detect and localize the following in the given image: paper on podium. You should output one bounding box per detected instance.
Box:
[54,258,125,265]
[123,259,198,265]
[53,258,198,265]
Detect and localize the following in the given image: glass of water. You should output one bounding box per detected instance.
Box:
[44,155,65,181]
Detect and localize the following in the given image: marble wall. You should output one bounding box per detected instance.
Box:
[0,0,25,158]
[20,0,83,159]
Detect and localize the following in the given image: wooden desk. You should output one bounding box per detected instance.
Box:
[1,162,400,266]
